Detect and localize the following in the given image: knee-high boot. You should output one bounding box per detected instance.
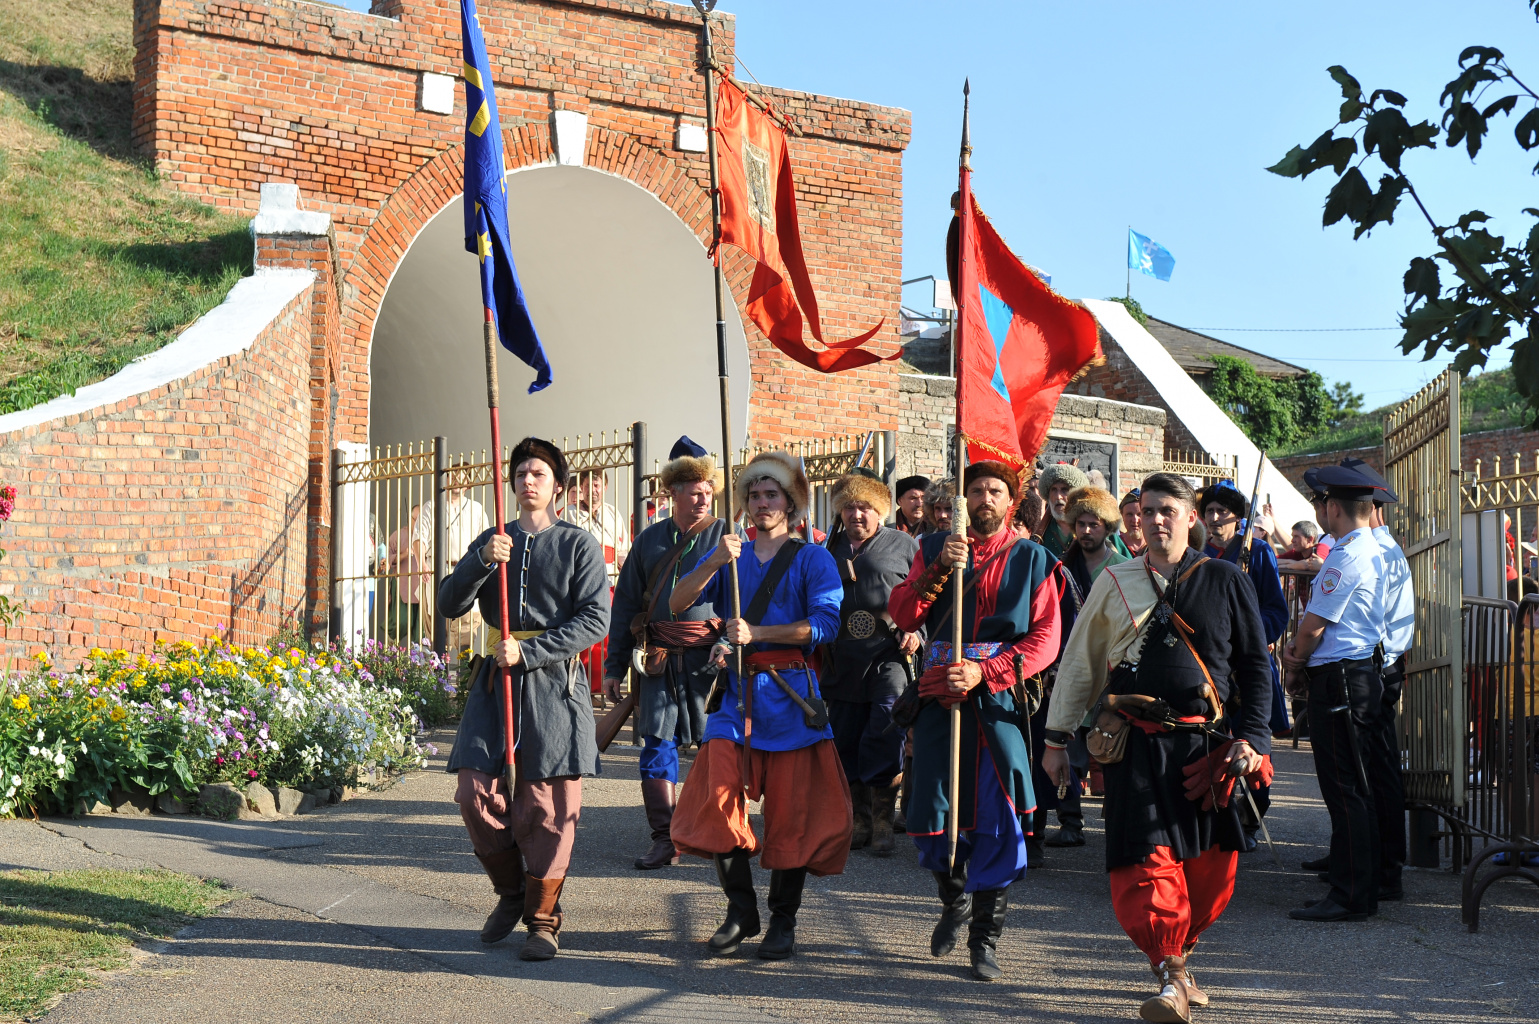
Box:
[708,848,760,956]
[634,778,679,870]
[474,845,526,943]
[929,860,972,957]
[758,866,807,960]
[967,888,1008,981]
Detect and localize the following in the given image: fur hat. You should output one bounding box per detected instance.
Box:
[895,475,930,498]
[832,471,892,518]
[1064,486,1121,529]
[923,477,956,513]
[1037,462,1089,501]
[1197,480,1247,520]
[964,459,1021,498]
[734,450,810,525]
[508,436,567,489]
[659,435,723,492]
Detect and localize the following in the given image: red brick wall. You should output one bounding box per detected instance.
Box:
[133,0,911,446]
[0,283,317,664]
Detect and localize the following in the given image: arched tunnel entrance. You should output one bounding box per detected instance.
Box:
[368,165,751,459]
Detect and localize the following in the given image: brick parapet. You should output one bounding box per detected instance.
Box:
[0,285,317,664]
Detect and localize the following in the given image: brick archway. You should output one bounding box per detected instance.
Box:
[340,121,761,445]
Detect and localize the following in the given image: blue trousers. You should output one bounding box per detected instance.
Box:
[639,736,679,783]
[829,694,904,787]
[912,746,1027,892]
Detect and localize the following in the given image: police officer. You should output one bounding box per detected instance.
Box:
[1281,464,1388,921]
[1344,457,1413,901]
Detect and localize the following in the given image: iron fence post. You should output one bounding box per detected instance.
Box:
[632,421,648,538]
[329,447,344,646]
[433,435,449,655]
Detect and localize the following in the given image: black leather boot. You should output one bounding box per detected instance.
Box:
[967,888,1007,981]
[475,846,527,944]
[930,862,972,957]
[757,867,807,960]
[849,782,872,849]
[708,848,760,956]
[869,784,900,857]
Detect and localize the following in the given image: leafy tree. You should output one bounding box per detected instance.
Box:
[1328,380,1366,425]
[1105,295,1149,325]
[1206,355,1338,450]
[1266,12,1539,420]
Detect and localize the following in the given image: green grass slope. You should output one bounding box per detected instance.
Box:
[0,0,252,416]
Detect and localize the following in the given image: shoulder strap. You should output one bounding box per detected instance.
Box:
[640,516,716,621]
[742,539,805,626]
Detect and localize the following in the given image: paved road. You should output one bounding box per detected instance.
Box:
[9,733,1538,1023]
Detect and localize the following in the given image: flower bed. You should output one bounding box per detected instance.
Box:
[1,636,456,819]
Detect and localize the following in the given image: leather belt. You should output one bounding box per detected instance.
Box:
[744,650,808,674]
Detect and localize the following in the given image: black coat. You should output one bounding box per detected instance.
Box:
[822,527,920,703]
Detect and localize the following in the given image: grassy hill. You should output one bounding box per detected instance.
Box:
[1272,365,1529,458]
[0,0,251,416]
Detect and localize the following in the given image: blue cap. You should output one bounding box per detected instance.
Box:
[1339,457,1398,504]
[669,435,708,460]
[1314,464,1378,500]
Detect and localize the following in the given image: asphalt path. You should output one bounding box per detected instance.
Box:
[9,731,1538,1023]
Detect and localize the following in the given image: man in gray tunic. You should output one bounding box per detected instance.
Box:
[603,435,727,870]
[442,436,610,962]
[824,470,922,857]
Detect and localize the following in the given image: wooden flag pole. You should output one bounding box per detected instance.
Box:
[483,307,518,798]
[947,80,973,872]
[1239,450,1267,574]
[693,0,745,698]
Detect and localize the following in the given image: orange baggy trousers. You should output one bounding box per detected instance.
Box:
[671,738,852,875]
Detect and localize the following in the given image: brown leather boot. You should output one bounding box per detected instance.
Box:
[1140,955,1193,1023]
[868,784,900,857]
[1174,943,1209,1007]
[634,779,679,870]
[475,846,526,944]
[849,781,872,850]
[520,875,565,961]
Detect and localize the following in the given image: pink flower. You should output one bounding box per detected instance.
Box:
[247,769,258,779]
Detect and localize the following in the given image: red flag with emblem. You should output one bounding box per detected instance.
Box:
[948,173,1101,465]
[714,74,893,373]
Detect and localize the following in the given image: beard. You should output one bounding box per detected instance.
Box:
[970,505,1004,534]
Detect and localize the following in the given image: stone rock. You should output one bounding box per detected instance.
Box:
[245,781,277,816]
[336,785,358,803]
[275,786,307,815]
[110,786,153,815]
[156,791,193,815]
[76,797,113,816]
[305,786,335,806]
[197,782,244,820]
[295,792,317,815]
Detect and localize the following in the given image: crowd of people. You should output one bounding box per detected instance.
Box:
[435,434,1415,1024]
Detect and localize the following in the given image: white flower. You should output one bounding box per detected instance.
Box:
[79,741,87,753]
[56,767,65,778]
[35,729,44,741]
[53,752,66,766]
[27,746,38,756]
[9,775,19,787]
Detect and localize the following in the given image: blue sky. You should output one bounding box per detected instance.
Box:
[722,0,1537,407]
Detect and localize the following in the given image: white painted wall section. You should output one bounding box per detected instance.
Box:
[553,110,588,166]
[0,269,315,436]
[1080,298,1315,531]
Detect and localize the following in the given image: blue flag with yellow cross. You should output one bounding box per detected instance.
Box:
[461,0,550,392]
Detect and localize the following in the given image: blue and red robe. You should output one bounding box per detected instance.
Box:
[889,526,1062,890]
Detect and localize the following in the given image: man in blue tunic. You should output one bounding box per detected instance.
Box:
[890,459,1063,982]
[442,437,610,962]
[1198,479,1290,851]
[602,436,727,870]
[669,451,851,960]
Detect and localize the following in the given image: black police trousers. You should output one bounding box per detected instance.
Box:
[1367,656,1407,889]
[1307,658,1382,914]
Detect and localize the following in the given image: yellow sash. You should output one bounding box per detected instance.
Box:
[485,627,546,648]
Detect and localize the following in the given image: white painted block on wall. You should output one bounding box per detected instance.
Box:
[677,119,707,153]
[421,72,455,115]
[553,110,589,166]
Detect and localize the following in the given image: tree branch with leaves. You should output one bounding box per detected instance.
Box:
[1267,25,1539,419]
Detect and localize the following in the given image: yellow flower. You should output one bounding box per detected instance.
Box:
[10,695,29,711]
[109,706,128,722]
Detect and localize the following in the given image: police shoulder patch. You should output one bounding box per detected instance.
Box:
[1319,568,1342,594]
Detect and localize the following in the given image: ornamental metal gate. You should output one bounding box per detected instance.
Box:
[1383,370,1464,815]
[329,427,894,655]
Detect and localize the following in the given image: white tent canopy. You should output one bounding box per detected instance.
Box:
[1080,299,1317,534]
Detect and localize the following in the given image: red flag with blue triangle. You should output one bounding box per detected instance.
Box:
[949,113,1101,465]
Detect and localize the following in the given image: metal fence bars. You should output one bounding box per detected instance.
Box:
[1383,369,1464,821]
[1160,448,1236,488]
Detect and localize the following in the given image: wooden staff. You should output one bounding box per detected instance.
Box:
[482,308,517,798]
[1238,450,1266,574]
[948,432,968,870]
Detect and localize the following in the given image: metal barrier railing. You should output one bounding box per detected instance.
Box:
[1278,567,1317,747]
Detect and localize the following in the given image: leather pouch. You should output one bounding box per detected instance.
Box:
[1086,707,1130,765]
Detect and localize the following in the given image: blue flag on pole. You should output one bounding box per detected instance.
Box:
[1128,229,1176,283]
[461,0,550,393]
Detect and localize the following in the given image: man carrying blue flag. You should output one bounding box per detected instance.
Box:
[462,0,551,391]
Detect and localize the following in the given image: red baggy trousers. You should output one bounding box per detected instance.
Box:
[1108,845,1237,965]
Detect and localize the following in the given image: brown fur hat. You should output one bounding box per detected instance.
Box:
[659,454,723,492]
[831,471,892,518]
[1064,486,1121,529]
[963,459,1021,498]
[734,450,811,525]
